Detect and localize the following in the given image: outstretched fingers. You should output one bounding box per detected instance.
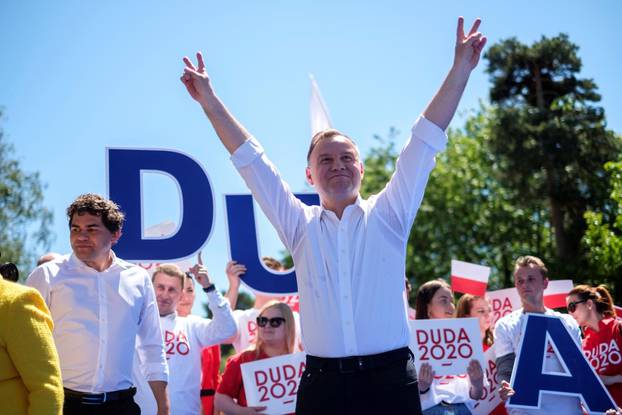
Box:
[196,52,206,73]
[456,16,465,41]
[468,18,482,36]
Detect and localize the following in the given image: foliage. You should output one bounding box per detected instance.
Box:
[0,110,53,278]
[582,160,622,302]
[484,34,621,276]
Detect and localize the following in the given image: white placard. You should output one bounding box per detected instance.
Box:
[486,288,522,327]
[469,345,505,415]
[409,318,485,376]
[241,352,306,415]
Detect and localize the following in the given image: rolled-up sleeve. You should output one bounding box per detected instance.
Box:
[136,275,168,382]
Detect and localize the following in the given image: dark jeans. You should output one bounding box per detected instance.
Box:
[296,351,422,415]
[63,397,141,415]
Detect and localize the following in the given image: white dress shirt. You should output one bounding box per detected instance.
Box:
[232,115,447,357]
[27,252,168,392]
[134,290,236,415]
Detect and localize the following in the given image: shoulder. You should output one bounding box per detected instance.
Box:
[548,309,579,330]
[228,349,259,366]
[27,254,71,285]
[496,309,523,331]
[0,280,51,325]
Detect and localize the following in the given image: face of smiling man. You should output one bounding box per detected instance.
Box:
[306,135,364,216]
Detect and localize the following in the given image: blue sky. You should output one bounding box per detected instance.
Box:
[1,1,620,312]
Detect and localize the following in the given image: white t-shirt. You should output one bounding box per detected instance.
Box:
[231,308,302,353]
[494,308,583,415]
[134,291,236,415]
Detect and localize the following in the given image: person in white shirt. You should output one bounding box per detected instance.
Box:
[414,279,485,414]
[224,257,302,353]
[494,255,583,415]
[142,263,237,415]
[179,16,486,414]
[27,193,169,415]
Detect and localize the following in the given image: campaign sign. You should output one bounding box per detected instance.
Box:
[508,314,616,414]
[485,288,521,327]
[409,318,485,376]
[470,345,506,415]
[241,352,306,414]
[225,193,319,295]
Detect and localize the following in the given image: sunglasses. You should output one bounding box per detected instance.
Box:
[567,299,587,313]
[256,316,286,328]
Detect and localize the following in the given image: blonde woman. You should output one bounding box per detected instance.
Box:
[215,301,296,414]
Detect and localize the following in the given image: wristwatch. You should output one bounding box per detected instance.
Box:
[203,283,216,293]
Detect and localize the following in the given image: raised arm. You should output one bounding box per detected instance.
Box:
[224,260,246,310]
[423,17,487,131]
[181,52,252,154]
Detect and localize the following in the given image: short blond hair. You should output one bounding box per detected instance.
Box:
[152,263,185,290]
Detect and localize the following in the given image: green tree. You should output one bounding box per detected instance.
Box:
[362,108,552,296]
[484,34,621,276]
[0,110,53,277]
[582,160,622,303]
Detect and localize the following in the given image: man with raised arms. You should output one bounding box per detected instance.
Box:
[180,17,486,414]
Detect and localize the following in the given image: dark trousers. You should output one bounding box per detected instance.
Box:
[63,397,140,415]
[296,350,423,415]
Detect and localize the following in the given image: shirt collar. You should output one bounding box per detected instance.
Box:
[320,195,365,220]
[68,250,121,272]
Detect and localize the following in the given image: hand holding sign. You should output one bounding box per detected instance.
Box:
[499,380,515,402]
[226,260,247,289]
[418,363,435,392]
[467,359,484,399]
[409,317,485,376]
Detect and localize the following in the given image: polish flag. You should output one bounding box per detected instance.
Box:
[309,73,333,136]
[543,279,574,309]
[451,260,490,296]
[615,305,622,319]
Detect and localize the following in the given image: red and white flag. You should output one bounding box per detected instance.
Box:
[280,295,300,313]
[543,279,574,309]
[309,73,333,136]
[451,260,490,296]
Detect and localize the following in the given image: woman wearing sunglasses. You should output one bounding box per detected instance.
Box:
[414,280,485,415]
[215,300,297,414]
[566,284,622,407]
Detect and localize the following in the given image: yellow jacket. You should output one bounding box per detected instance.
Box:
[0,276,63,414]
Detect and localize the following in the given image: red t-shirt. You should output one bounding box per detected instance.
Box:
[582,317,622,406]
[201,345,221,415]
[217,349,269,407]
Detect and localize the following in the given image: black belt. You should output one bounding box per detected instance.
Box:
[305,347,411,374]
[64,387,136,405]
[200,388,215,397]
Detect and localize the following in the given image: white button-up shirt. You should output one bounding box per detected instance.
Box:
[27,252,168,392]
[232,115,447,357]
